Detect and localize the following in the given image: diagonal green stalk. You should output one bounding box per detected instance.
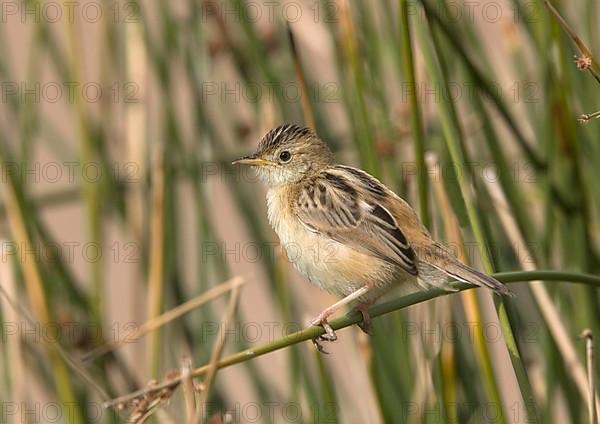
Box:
[543,0,600,84]
[104,270,600,408]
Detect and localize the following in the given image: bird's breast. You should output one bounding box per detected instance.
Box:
[266,187,400,297]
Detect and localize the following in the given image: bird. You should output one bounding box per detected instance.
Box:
[233,123,511,350]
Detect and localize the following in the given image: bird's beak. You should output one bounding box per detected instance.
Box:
[232,154,269,166]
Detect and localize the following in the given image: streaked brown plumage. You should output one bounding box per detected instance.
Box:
[233,124,511,348]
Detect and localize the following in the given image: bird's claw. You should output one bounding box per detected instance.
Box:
[310,316,337,353]
[312,338,330,354]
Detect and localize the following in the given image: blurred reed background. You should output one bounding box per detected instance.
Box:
[0,0,600,422]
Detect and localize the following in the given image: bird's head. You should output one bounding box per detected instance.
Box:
[233,124,334,187]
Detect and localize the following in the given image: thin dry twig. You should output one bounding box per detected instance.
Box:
[578,110,600,124]
[109,284,242,422]
[83,277,245,362]
[123,371,179,424]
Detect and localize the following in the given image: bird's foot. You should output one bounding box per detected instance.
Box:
[310,315,337,341]
[310,313,337,353]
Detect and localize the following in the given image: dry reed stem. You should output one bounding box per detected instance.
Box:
[147,144,166,377]
[181,357,197,424]
[287,22,315,129]
[580,329,598,424]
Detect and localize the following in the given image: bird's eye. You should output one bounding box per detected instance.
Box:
[279,150,292,163]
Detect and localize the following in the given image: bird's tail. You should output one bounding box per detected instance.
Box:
[421,244,513,296]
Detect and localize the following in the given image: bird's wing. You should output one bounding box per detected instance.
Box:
[292,169,418,275]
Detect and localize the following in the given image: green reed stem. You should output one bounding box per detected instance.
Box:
[399,0,429,227]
